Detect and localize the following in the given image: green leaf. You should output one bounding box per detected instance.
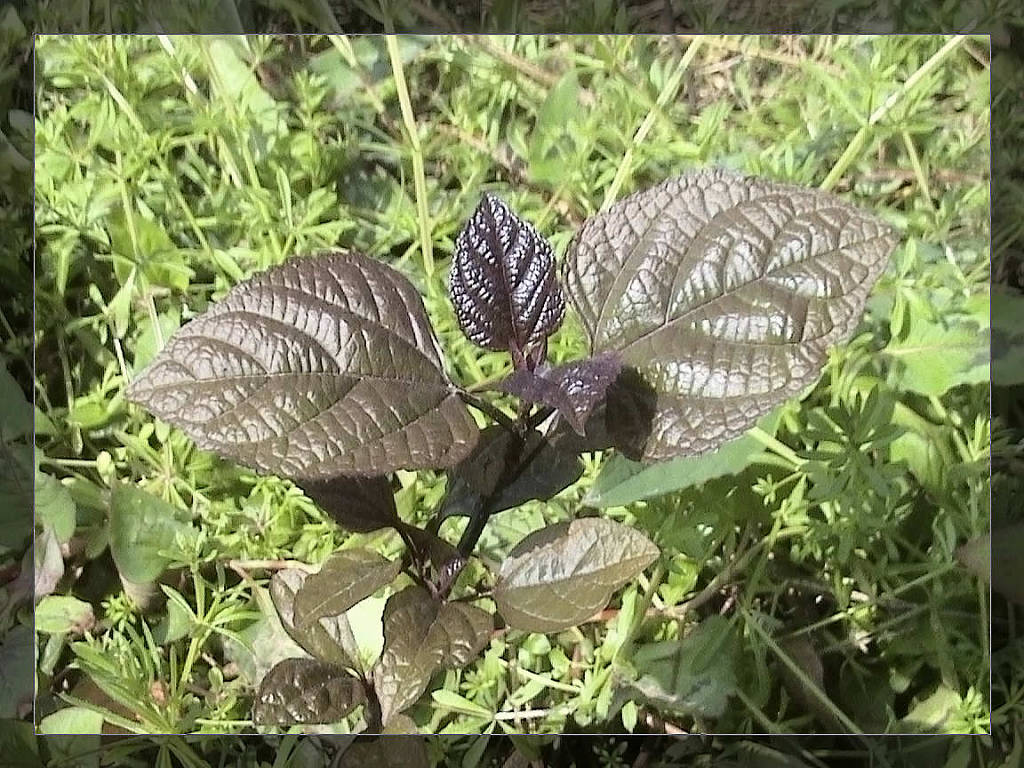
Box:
[494,518,659,632]
[204,37,278,122]
[431,689,494,719]
[563,168,896,461]
[372,587,492,725]
[0,624,34,719]
[126,252,479,478]
[0,438,32,550]
[0,361,32,440]
[310,36,432,101]
[252,658,365,725]
[38,706,105,734]
[992,287,1024,386]
[900,683,961,733]
[35,471,76,544]
[0,719,42,768]
[622,615,738,718]
[35,595,95,635]
[38,707,104,767]
[890,429,945,497]
[587,406,784,508]
[885,315,988,396]
[132,304,180,372]
[225,583,308,687]
[294,549,401,628]
[108,482,195,584]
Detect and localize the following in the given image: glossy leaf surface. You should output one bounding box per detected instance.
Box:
[294,549,401,628]
[438,426,582,521]
[297,475,399,533]
[253,658,365,725]
[494,518,659,632]
[499,353,622,435]
[372,587,492,724]
[270,569,359,670]
[449,194,565,358]
[127,251,478,478]
[563,169,896,461]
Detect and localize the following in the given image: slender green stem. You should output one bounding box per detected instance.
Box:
[742,605,865,736]
[602,38,703,210]
[748,426,803,468]
[385,29,434,280]
[820,35,966,191]
[902,129,934,208]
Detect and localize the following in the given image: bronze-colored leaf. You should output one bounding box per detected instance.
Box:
[563,169,896,461]
[127,251,478,477]
[252,658,365,725]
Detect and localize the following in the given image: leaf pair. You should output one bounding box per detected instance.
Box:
[129,169,896,475]
[257,565,378,726]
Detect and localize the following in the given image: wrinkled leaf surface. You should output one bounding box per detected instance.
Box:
[449,194,565,359]
[372,587,491,724]
[494,518,659,632]
[294,549,401,628]
[270,569,358,669]
[564,169,896,461]
[253,657,365,725]
[498,353,622,435]
[128,251,478,477]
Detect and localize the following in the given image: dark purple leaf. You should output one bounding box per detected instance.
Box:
[293,549,401,628]
[127,251,478,478]
[449,194,565,360]
[563,169,897,461]
[297,475,399,533]
[437,426,583,522]
[270,568,359,670]
[253,657,365,725]
[498,352,622,434]
[372,586,492,724]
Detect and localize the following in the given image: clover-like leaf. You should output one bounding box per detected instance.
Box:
[449,194,565,361]
[127,251,478,478]
[437,426,582,521]
[372,586,492,725]
[494,518,659,633]
[270,569,359,670]
[297,475,400,533]
[498,352,622,435]
[563,169,897,461]
[294,549,401,629]
[253,658,366,725]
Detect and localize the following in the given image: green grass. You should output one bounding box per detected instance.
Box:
[27,32,1000,753]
